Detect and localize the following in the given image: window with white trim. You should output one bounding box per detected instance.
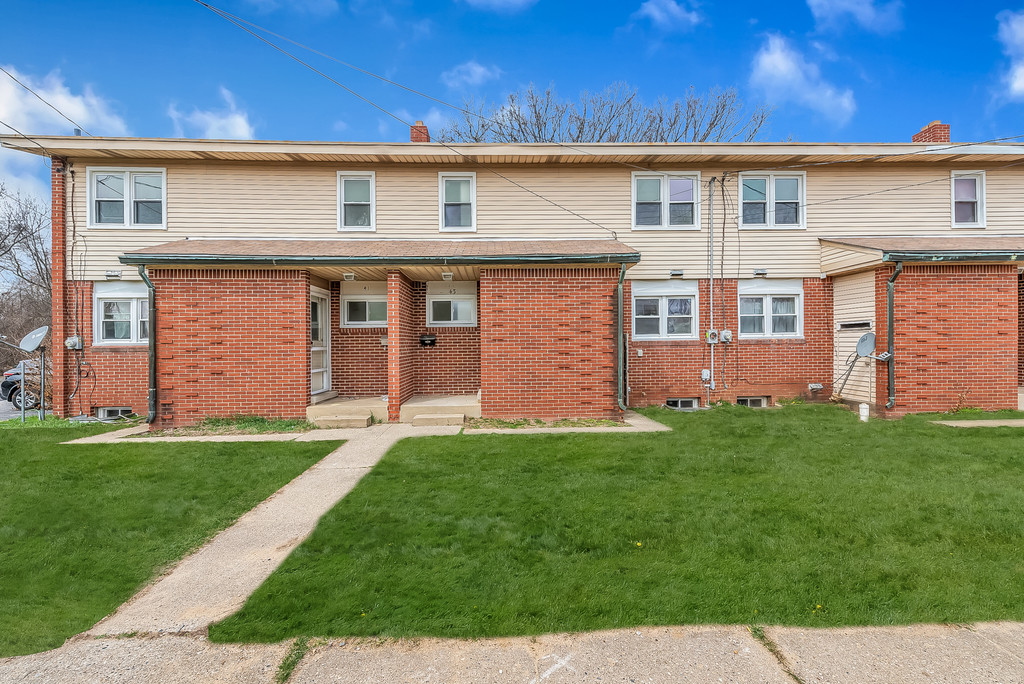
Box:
[88,168,166,228]
[951,171,985,228]
[631,280,699,339]
[736,396,769,408]
[439,172,476,231]
[343,297,388,326]
[97,407,134,420]
[94,281,150,344]
[631,172,700,229]
[338,171,375,231]
[426,281,477,326]
[737,280,803,338]
[739,173,804,228]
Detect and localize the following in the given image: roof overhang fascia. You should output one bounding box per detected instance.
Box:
[881,251,1024,263]
[119,252,642,267]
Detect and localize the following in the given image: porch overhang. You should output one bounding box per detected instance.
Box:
[820,236,1024,276]
[119,238,641,271]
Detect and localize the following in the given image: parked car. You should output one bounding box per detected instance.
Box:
[2,362,40,410]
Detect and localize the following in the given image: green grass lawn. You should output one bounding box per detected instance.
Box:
[210,404,1024,643]
[0,423,340,656]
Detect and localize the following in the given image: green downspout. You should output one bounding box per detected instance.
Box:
[138,265,157,424]
[617,263,628,411]
[885,261,903,409]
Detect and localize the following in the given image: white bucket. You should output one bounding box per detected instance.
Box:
[859,403,870,422]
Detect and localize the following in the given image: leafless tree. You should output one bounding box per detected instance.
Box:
[435,82,773,144]
[0,184,51,373]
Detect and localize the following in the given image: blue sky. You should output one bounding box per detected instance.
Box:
[3,0,1024,199]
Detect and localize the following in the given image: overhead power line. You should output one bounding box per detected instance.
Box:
[0,65,91,136]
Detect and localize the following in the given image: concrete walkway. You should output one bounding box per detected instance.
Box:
[88,423,461,636]
[5,622,1024,683]
[932,418,1024,428]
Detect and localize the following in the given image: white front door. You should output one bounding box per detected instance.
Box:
[310,288,331,396]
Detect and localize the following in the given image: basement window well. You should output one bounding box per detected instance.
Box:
[666,397,699,410]
[736,396,770,408]
[97,407,133,420]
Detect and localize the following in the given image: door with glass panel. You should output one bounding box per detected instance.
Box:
[310,289,331,397]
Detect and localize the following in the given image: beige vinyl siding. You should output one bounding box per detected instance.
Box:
[832,270,877,403]
[66,159,1024,281]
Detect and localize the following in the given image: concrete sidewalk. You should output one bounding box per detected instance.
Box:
[5,622,1024,683]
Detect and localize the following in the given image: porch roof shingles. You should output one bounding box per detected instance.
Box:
[119,238,641,266]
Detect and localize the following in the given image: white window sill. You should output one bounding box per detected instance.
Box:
[738,225,806,231]
[426,323,477,328]
[87,224,167,230]
[338,225,376,232]
[92,341,149,347]
[632,335,699,341]
[439,226,477,233]
[630,225,700,231]
[341,323,388,328]
[951,224,986,230]
[737,336,805,341]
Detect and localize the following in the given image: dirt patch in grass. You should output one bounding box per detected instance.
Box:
[130,414,319,438]
[465,417,627,429]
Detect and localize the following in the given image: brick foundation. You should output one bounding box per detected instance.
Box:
[150,268,310,428]
[626,278,834,407]
[480,267,621,419]
[876,264,1018,415]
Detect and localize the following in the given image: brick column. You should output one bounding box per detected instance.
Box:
[387,270,416,421]
[49,158,68,416]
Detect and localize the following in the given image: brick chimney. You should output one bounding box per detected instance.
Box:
[410,120,430,142]
[912,120,950,143]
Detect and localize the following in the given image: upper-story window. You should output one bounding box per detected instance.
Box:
[338,171,376,231]
[439,172,476,232]
[951,171,985,228]
[88,168,166,228]
[631,172,700,230]
[739,173,805,229]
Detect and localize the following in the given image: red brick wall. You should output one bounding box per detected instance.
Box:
[626,278,834,407]
[329,281,388,397]
[50,160,68,416]
[479,267,620,419]
[407,281,481,396]
[150,268,309,428]
[387,271,417,421]
[56,280,149,417]
[875,264,1018,415]
[1018,273,1024,385]
[911,121,951,143]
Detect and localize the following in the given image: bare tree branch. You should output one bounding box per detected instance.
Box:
[436,82,773,144]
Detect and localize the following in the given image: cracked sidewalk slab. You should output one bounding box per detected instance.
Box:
[767,622,1024,683]
[289,627,791,683]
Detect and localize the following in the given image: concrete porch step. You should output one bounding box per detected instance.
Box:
[311,412,372,428]
[411,413,466,426]
[399,394,481,422]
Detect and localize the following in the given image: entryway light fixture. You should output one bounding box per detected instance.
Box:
[753,269,768,277]
[441,272,454,281]
[343,273,356,281]
[105,270,122,280]
[669,270,684,278]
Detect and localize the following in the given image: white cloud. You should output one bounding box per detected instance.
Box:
[749,34,856,126]
[242,0,339,15]
[462,0,537,11]
[395,107,447,135]
[806,0,902,33]
[168,88,255,140]
[998,10,1024,100]
[0,66,128,201]
[632,0,700,31]
[441,60,503,89]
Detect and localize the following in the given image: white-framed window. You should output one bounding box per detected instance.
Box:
[94,281,150,345]
[87,168,166,228]
[739,172,805,229]
[340,281,388,327]
[631,280,699,339]
[97,406,134,420]
[737,279,803,339]
[631,172,701,230]
[736,396,769,408]
[439,172,476,232]
[338,171,375,231]
[951,171,985,228]
[666,397,699,410]
[427,280,477,326]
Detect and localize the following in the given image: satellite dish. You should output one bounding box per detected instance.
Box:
[855,332,876,358]
[19,326,49,353]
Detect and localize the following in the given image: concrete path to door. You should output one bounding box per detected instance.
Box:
[87,422,462,636]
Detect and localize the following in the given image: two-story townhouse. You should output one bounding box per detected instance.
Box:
[3,120,1023,428]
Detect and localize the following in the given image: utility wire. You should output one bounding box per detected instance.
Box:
[0,65,91,136]
[0,118,53,168]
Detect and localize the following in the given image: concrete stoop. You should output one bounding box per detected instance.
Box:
[411,413,465,426]
[307,394,479,428]
[306,397,387,429]
[399,394,481,423]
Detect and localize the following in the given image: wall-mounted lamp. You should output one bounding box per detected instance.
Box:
[753,269,768,278]
[441,272,454,281]
[342,273,356,281]
[669,270,685,278]
[104,270,122,280]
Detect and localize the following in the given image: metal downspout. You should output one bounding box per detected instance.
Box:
[886,261,903,409]
[138,265,157,424]
[617,262,628,411]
